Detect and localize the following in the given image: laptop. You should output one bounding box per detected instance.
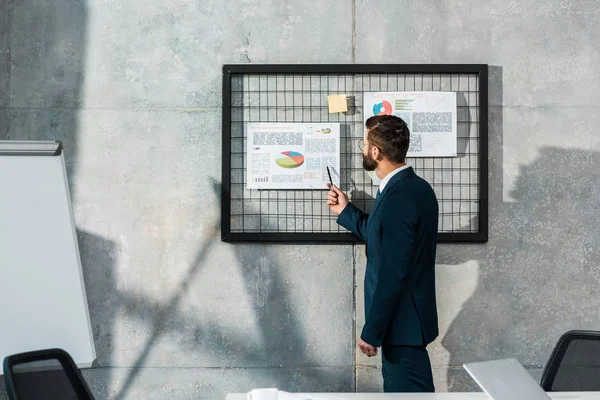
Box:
[463,358,550,400]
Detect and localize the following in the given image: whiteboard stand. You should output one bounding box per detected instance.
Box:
[0,141,96,370]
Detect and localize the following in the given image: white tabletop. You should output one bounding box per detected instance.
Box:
[227,392,598,400]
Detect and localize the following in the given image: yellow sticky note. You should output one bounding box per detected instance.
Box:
[328,94,348,113]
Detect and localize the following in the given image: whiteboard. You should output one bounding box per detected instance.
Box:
[0,141,96,369]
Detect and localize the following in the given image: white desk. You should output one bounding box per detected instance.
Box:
[227,393,598,400]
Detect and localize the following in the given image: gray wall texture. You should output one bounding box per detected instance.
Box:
[1,0,600,399]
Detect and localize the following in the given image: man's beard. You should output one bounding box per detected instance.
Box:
[362,153,378,171]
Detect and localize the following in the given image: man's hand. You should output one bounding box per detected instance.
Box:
[327,184,349,215]
[358,338,378,357]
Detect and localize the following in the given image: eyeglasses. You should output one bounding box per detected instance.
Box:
[359,139,380,153]
[358,139,366,151]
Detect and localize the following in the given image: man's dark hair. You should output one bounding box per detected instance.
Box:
[365,114,410,164]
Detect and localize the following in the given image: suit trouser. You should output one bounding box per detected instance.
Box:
[381,345,435,393]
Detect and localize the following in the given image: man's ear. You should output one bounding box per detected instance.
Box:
[372,146,383,161]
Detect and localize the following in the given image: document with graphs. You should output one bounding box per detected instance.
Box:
[246,123,340,190]
[363,91,457,157]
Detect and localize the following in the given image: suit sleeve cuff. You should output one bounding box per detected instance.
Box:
[360,326,384,348]
[336,203,357,230]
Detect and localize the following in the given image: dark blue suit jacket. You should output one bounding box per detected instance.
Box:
[337,167,439,348]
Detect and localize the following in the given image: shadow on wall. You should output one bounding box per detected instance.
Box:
[79,179,349,399]
[439,67,600,390]
[4,0,87,187]
[77,229,117,400]
[441,145,600,390]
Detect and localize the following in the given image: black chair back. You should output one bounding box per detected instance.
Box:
[541,330,600,391]
[3,348,94,400]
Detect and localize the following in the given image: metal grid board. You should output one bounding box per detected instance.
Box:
[222,64,488,243]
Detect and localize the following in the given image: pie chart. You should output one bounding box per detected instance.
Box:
[373,100,392,115]
[276,151,304,169]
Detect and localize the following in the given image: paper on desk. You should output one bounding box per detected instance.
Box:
[279,392,349,400]
[247,389,349,400]
[247,388,278,400]
[328,94,348,113]
[301,396,349,400]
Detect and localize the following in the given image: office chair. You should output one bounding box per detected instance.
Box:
[3,348,95,400]
[540,330,600,391]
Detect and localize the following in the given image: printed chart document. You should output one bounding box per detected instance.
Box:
[363,91,457,157]
[247,123,340,190]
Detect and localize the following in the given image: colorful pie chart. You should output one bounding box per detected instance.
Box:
[276,151,304,169]
[373,100,392,115]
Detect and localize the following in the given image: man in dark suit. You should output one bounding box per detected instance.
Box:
[327,115,439,392]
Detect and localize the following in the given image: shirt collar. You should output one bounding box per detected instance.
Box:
[379,164,410,192]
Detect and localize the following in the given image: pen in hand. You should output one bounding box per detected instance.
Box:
[326,166,334,188]
[326,166,349,215]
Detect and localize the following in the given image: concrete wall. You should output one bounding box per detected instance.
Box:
[2,0,600,398]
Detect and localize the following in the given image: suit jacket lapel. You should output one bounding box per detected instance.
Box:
[367,167,416,232]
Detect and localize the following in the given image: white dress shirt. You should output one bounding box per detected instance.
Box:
[379,164,410,192]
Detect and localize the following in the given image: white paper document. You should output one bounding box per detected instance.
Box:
[363,91,457,157]
[246,123,341,190]
[246,389,349,400]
